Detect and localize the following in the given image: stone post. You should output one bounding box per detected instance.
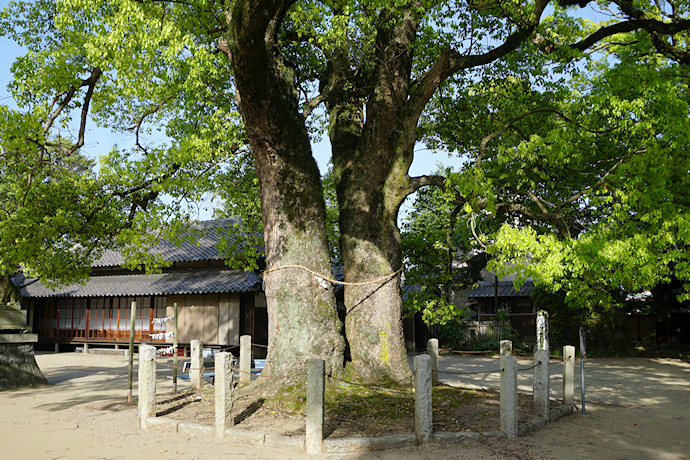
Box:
[190,339,204,391]
[240,335,252,384]
[563,345,575,407]
[427,338,439,385]
[533,349,550,417]
[306,359,325,454]
[138,344,157,428]
[414,354,433,443]
[500,355,518,439]
[500,339,512,357]
[215,352,234,438]
[533,311,550,417]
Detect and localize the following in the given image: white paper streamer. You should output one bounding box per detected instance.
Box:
[157,346,175,356]
[314,275,329,289]
[150,331,175,340]
[151,316,176,325]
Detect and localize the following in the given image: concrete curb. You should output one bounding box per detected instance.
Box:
[518,404,573,437]
[323,434,417,453]
[146,413,575,454]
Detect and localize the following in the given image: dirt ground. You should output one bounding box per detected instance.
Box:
[153,378,534,438]
[0,351,688,460]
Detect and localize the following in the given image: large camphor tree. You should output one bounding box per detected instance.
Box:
[3,0,690,381]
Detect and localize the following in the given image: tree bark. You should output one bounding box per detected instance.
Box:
[328,7,422,381]
[223,0,344,378]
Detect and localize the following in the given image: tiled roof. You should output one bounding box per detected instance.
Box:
[465,280,534,298]
[93,217,244,267]
[15,268,261,298]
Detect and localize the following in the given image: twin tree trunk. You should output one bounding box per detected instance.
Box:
[225,0,416,382]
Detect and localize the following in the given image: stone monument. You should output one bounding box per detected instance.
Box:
[0,276,48,390]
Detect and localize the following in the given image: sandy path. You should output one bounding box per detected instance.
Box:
[436,355,690,460]
[0,352,687,459]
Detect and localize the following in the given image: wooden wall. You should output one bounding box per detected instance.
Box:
[167,293,240,346]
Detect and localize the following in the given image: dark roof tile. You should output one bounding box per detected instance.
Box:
[466,280,534,298]
[16,268,261,298]
[93,217,243,267]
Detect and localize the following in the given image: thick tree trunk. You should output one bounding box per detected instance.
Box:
[224,0,344,378]
[331,100,415,382]
[336,167,411,382]
[327,8,422,381]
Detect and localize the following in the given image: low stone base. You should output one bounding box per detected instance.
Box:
[88,348,129,357]
[0,343,48,391]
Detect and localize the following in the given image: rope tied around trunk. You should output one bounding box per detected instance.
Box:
[261,264,403,286]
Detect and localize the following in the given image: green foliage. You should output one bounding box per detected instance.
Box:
[0,0,251,283]
[401,184,488,326]
[438,319,469,349]
[213,152,264,271]
[321,167,342,263]
[494,308,519,343]
[462,335,500,352]
[449,58,690,340]
[0,104,140,282]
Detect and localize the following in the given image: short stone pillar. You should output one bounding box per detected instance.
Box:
[533,348,550,417]
[215,352,234,438]
[190,339,204,391]
[138,344,157,428]
[500,339,513,357]
[306,359,325,454]
[563,345,575,407]
[427,338,439,384]
[533,310,550,417]
[414,354,433,443]
[500,355,518,439]
[239,335,252,384]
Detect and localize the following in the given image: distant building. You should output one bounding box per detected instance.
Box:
[464,279,537,341]
[13,219,268,355]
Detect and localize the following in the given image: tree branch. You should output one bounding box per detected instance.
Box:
[303,93,328,119]
[408,174,446,194]
[572,18,690,52]
[476,107,616,167]
[128,93,177,153]
[405,0,550,132]
[43,87,77,134]
[553,149,642,212]
[42,68,102,154]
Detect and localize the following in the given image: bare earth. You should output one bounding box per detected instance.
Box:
[0,351,688,460]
